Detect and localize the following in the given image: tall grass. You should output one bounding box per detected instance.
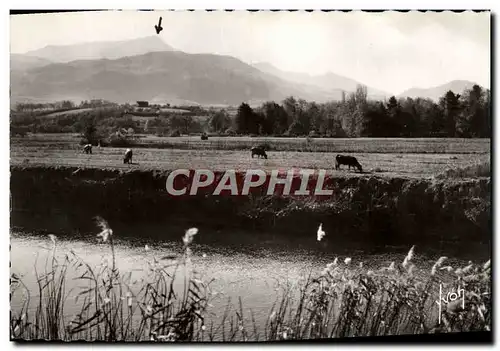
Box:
[436,161,490,180]
[10,220,491,341]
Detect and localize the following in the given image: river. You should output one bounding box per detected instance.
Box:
[10,229,487,340]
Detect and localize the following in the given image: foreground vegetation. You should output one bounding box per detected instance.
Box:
[10,218,491,341]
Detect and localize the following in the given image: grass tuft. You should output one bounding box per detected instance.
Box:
[436,162,490,180]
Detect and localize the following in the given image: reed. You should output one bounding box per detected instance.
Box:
[10,221,491,341]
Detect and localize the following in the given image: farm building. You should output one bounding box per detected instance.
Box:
[136,101,149,107]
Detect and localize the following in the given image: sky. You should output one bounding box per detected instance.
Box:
[10,10,490,95]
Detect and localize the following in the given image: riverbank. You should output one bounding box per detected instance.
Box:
[10,165,491,254]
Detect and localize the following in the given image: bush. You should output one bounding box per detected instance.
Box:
[224,127,236,136]
[436,162,490,180]
[169,130,181,137]
[106,134,139,147]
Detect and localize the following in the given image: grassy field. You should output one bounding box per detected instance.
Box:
[10,143,490,179]
[11,134,490,153]
[43,108,95,117]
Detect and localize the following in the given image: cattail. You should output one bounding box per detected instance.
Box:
[462,263,473,274]
[327,257,338,270]
[269,311,276,322]
[402,245,415,268]
[95,216,113,243]
[126,292,132,307]
[182,228,199,246]
[48,234,57,245]
[431,256,447,275]
[317,223,326,242]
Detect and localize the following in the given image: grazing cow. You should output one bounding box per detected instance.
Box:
[201,133,208,140]
[251,146,268,159]
[83,144,92,154]
[335,154,363,172]
[124,149,133,164]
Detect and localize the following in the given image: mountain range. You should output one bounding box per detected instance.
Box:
[397,80,481,101]
[10,36,481,106]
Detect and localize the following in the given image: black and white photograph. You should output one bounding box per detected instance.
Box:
[8,8,492,343]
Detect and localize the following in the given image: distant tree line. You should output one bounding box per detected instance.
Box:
[224,84,491,138]
[14,99,117,112]
[11,84,491,140]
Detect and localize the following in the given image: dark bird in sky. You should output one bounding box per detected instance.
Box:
[155,17,163,34]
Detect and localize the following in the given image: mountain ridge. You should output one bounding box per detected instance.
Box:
[22,35,174,63]
[252,62,391,100]
[397,80,483,101]
[10,36,485,106]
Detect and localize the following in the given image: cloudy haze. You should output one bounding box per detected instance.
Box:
[10,10,490,95]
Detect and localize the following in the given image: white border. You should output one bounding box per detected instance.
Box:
[2,1,497,350]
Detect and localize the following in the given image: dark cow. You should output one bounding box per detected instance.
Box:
[335,154,362,172]
[123,149,133,164]
[251,146,268,159]
[201,133,208,140]
[83,144,92,154]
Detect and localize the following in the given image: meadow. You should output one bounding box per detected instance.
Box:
[10,134,490,179]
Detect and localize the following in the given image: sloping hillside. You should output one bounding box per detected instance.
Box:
[253,62,390,100]
[10,54,52,71]
[398,80,481,101]
[10,51,339,105]
[23,36,174,63]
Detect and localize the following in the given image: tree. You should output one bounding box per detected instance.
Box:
[457,84,489,138]
[399,98,420,137]
[209,110,231,133]
[262,102,289,135]
[235,103,255,134]
[385,96,402,137]
[439,90,461,137]
[78,115,99,144]
[363,101,388,137]
[169,115,195,135]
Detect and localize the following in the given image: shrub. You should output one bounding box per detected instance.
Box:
[436,162,490,180]
[169,130,181,137]
[224,127,236,136]
[106,134,139,147]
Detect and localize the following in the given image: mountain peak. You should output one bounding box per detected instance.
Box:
[398,80,481,101]
[24,36,174,63]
